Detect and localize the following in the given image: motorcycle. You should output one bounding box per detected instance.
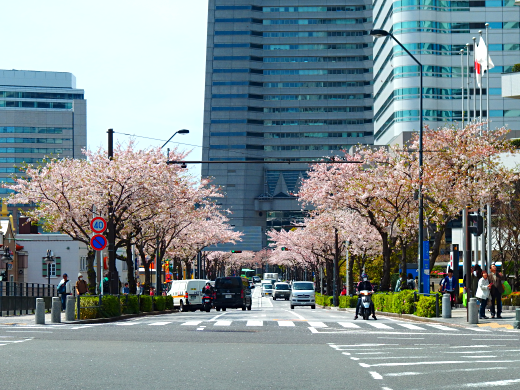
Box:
[359,290,373,320]
[202,293,213,313]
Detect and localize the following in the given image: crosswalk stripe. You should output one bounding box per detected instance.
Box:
[214,320,232,326]
[181,321,202,326]
[308,321,327,328]
[278,321,295,327]
[397,323,425,330]
[149,322,172,326]
[115,322,139,326]
[338,322,361,329]
[427,324,457,331]
[367,322,393,329]
[246,320,263,327]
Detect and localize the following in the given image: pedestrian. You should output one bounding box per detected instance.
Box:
[395,274,403,292]
[476,270,492,319]
[488,262,505,319]
[340,285,346,296]
[100,272,109,295]
[75,273,88,296]
[414,276,419,290]
[471,265,482,298]
[407,273,415,290]
[57,273,72,311]
[123,282,130,295]
[136,281,142,295]
[441,269,456,308]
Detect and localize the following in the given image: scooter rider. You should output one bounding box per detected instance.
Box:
[202,282,213,296]
[354,273,377,320]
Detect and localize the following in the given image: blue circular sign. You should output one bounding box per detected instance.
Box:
[91,234,107,251]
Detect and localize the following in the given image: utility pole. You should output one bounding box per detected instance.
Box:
[333,228,339,306]
[107,128,118,294]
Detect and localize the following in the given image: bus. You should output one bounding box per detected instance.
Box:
[241,268,255,281]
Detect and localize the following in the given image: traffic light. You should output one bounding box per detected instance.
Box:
[281,247,288,251]
[231,250,242,253]
[468,214,483,236]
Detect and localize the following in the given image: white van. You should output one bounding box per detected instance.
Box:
[167,279,209,312]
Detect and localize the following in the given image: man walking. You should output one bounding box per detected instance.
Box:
[75,273,88,296]
[488,263,504,319]
[57,273,72,311]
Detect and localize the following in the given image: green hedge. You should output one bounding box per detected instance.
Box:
[154,296,166,311]
[121,295,139,314]
[316,291,442,318]
[77,294,174,319]
[140,295,153,312]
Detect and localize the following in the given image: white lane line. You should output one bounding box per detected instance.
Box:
[309,327,318,333]
[278,321,295,327]
[363,359,520,368]
[70,326,94,329]
[467,328,492,332]
[246,320,263,327]
[338,322,361,329]
[367,322,393,329]
[214,320,232,326]
[115,323,139,326]
[427,324,457,331]
[369,371,383,380]
[6,331,52,333]
[308,321,327,328]
[462,379,520,388]
[196,327,204,331]
[386,367,508,376]
[378,337,424,340]
[209,312,227,321]
[381,388,393,390]
[149,322,172,326]
[283,309,306,320]
[397,323,425,330]
[181,321,202,326]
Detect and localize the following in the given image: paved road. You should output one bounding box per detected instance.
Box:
[1,286,519,389]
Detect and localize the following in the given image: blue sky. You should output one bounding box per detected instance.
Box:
[0,0,208,174]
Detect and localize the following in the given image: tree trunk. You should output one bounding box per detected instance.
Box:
[380,232,391,292]
[125,244,136,294]
[400,242,408,281]
[348,253,355,295]
[429,223,447,271]
[86,250,96,294]
[325,259,333,296]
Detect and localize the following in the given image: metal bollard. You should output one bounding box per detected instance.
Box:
[35,298,45,325]
[514,308,520,329]
[51,297,61,323]
[66,295,75,321]
[442,294,451,318]
[468,297,479,324]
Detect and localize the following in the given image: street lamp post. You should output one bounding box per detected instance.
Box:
[44,249,55,286]
[157,129,190,295]
[370,29,425,293]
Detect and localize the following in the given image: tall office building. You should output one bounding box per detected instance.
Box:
[372,1,520,146]
[202,1,374,248]
[0,69,86,222]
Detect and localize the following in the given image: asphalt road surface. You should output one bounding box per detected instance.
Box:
[1,286,519,390]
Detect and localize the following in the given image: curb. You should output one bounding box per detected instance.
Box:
[51,309,179,325]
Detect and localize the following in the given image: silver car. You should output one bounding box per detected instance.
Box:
[290,281,315,309]
[261,282,273,296]
[273,282,291,300]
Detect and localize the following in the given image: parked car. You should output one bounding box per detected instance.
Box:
[214,276,252,311]
[273,282,291,300]
[261,282,274,296]
[290,281,316,309]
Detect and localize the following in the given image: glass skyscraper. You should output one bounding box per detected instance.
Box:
[202,0,374,247]
[372,0,520,146]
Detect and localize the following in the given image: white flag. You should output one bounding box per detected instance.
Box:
[476,36,495,72]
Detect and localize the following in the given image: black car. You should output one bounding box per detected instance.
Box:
[214,276,253,311]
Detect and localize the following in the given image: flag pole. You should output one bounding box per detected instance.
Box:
[473,37,477,121]
[486,23,490,131]
[479,30,483,124]
[461,49,465,128]
[466,43,470,124]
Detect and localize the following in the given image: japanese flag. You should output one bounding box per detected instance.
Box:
[475,36,495,88]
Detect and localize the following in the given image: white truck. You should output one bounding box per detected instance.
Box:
[263,273,279,282]
[167,279,209,312]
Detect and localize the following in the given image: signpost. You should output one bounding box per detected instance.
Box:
[422,241,430,295]
[91,234,108,251]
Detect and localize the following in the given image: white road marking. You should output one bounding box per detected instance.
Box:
[115,322,139,326]
[209,312,227,321]
[214,320,232,326]
[70,325,94,329]
[338,322,361,329]
[363,359,520,368]
[181,321,202,326]
[246,320,263,327]
[427,324,457,331]
[386,367,508,376]
[369,371,383,380]
[397,323,425,330]
[462,379,520,388]
[367,322,393,329]
[308,327,318,333]
[283,309,306,320]
[278,321,295,327]
[308,321,327,328]
[148,322,172,326]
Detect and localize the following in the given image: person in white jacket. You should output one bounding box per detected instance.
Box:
[57,273,73,311]
[476,270,492,319]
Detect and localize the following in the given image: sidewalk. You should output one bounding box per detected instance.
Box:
[325,306,520,331]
